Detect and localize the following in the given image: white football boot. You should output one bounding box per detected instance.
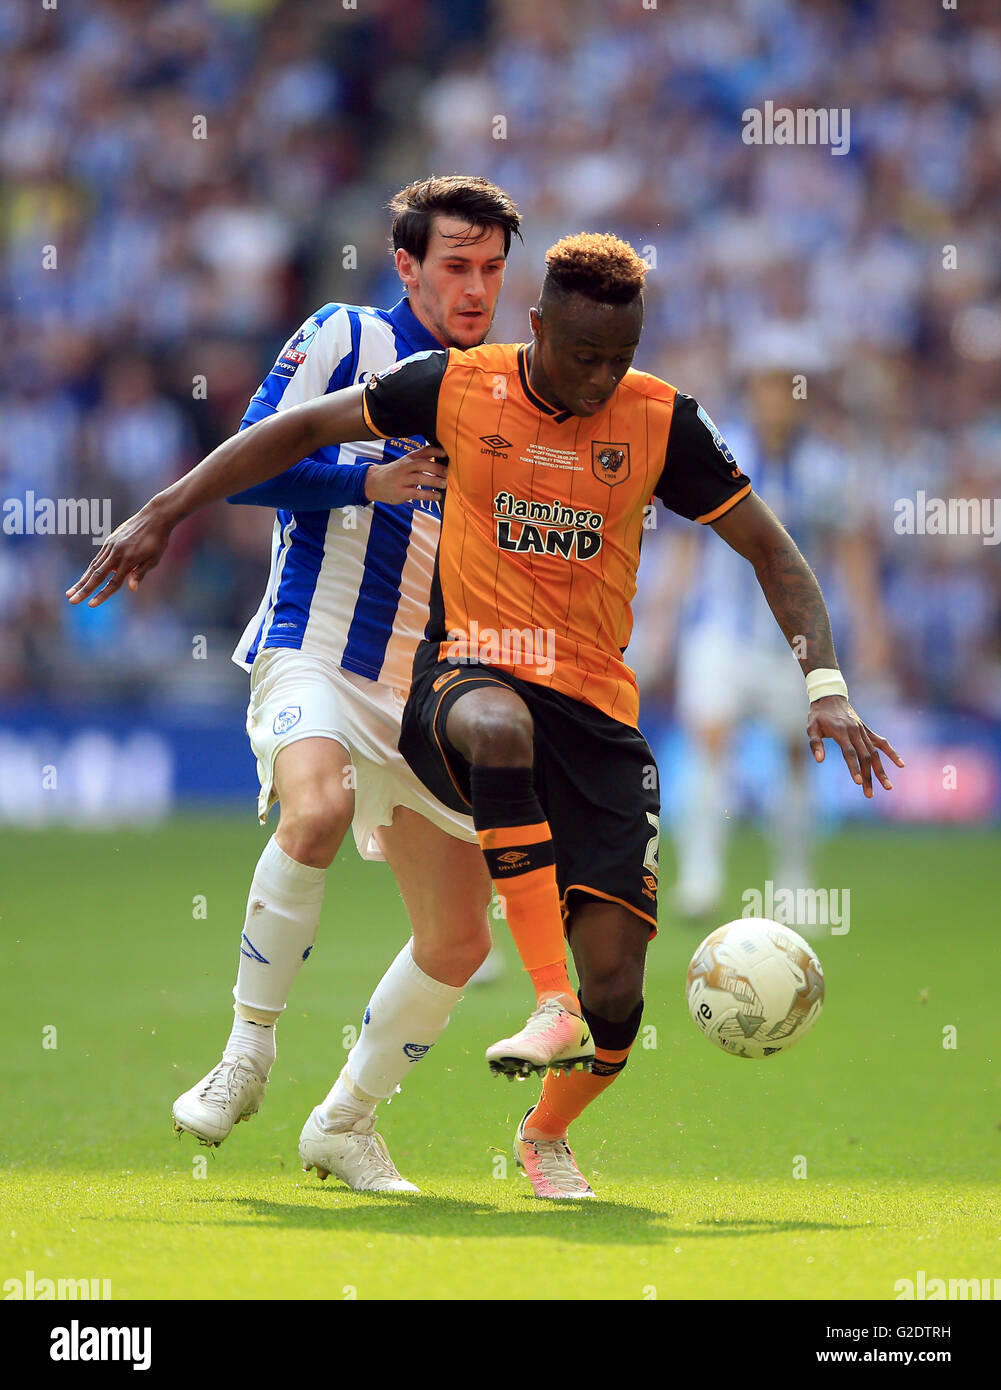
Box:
[299,1108,419,1193]
[172,1056,266,1147]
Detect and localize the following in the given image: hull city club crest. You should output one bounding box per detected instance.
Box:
[591,442,631,486]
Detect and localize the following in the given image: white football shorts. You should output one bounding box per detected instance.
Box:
[675,626,807,739]
[245,647,478,861]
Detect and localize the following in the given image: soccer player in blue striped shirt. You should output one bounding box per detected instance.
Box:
[170,177,521,1190]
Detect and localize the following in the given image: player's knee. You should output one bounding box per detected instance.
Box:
[440,933,492,984]
[451,704,534,767]
[414,916,491,986]
[276,792,351,868]
[578,962,644,1023]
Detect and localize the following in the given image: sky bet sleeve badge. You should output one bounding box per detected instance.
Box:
[280,317,321,366]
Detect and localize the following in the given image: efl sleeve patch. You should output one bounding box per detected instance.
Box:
[653,393,750,523]
[696,403,737,466]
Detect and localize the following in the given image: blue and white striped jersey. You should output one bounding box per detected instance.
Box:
[231,297,445,688]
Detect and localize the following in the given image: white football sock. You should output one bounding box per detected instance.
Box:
[321,941,463,1117]
[224,1014,276,1081]
[316,1065,377,1133]
[233,835,326,1017]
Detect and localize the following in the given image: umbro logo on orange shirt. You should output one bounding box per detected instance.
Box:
[497,849,529,866]
[480,434,511,458]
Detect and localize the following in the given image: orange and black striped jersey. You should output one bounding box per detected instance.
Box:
[362,342,750,727]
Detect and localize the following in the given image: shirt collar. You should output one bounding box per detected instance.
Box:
[518,344,573,423]
[386,297,443,355]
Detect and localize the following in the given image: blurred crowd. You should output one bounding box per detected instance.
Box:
[2,0,1000,716]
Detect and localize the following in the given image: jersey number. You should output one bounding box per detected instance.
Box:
[644,812,661,881]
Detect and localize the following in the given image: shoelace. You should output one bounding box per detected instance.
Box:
[520,1001,571,1037]
[350,1131,404,1184]
[198,1059,251,1106]
[528,1137,586,1192]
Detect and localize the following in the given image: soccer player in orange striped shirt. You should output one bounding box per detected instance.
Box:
[70,233,902,1199]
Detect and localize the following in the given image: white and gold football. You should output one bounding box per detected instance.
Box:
[685,918,825,1058]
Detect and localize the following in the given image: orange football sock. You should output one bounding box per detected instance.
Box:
[476,822,575,1005]
[525,1043,633,1137]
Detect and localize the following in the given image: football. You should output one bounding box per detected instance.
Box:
[685,918,825,1058]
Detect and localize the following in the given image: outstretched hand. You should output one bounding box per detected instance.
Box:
[807,695,904,797]
[66,501,174,608]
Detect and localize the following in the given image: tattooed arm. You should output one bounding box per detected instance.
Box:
[709,492,903,797]
[715,493,836,672]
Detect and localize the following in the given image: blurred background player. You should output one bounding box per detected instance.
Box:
[662,329,892,923]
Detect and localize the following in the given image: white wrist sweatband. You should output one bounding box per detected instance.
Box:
[805,667,848,702]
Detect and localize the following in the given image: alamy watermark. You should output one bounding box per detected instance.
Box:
[3,1269,111,1300]
[895,1270,1001,1300]
[742,881,850,934]
[445,620,556,677]
[2,492,111,545]
[742,101,850,155]
[50,1320,151,1371]
[893,492,1001,546]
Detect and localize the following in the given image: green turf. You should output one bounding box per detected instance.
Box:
[2,818,999,1300]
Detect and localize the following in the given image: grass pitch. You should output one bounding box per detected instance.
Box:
[2,817,999,1301]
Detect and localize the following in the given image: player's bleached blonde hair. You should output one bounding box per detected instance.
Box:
[542,232,647,305]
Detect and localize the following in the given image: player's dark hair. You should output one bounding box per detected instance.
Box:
[541,232,647,307]
[389,175,522,262]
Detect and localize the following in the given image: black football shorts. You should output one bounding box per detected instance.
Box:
[399,641,661,933]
